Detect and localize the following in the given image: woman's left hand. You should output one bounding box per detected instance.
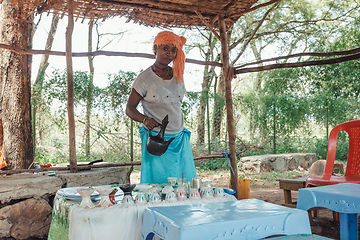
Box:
[144,117,160,130]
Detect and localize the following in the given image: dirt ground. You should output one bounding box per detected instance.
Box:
[130,170,347,240]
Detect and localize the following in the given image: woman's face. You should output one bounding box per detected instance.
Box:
[154,44,177,65]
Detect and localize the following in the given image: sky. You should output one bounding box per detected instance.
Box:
[32,14,207,91]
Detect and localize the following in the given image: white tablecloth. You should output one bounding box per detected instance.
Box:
[47,185,237,240]
[69,195,236,240]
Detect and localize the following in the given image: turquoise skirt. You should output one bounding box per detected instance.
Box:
[139,126,197,184]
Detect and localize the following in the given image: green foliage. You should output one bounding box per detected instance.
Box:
[195,158,228,171]
[101,70,137,116]
[258,170,308,181]
[32,0,359,169]
[43,69,102,114]
[182,91,199,117]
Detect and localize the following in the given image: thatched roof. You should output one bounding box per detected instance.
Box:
[17,0,275,29]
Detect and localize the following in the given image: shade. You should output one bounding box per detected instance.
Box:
[17,0,264,29]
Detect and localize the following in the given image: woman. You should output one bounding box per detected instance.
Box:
[126,31,197,184]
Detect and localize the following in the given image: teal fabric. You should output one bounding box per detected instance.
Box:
[139,126,197,184]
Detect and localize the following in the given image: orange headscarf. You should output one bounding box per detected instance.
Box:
[153,31,186,83]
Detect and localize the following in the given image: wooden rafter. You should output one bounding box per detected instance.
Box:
[194,11,220,41]
[235,52,360,74]
[236,46,360,69]
[10,0,261,29]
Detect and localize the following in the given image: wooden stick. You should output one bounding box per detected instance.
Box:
[0,155,226,175]
[0,161,141,175]
[219,16,239,199]
[0,43,222,67]
[66,0,77,173]
[195,11,220,41]
[248,0,281,13]
[235,52,360,74]
[235,46,360,69]
[193,154,225,160]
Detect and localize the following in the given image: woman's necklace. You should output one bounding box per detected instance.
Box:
[153,63,168,71]
[152,64,171,79]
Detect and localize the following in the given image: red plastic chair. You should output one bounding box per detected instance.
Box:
[305,119,360,188]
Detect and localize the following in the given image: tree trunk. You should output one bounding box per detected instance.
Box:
[197,34,220,146]
[86,20,95,157]
[212,76,225,140]
[32,14,59,149]
[197,68,209,145]
[249,40,265,144]
[0,0,34,169]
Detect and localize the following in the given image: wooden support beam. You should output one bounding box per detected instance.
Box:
[235,52,360,74]
[195,11,220,41]
[219,16,239,199]
[66,0,77,173]
[0,43,223,68]
[0,161,141,175]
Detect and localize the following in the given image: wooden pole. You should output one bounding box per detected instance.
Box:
[219,16,239,199]
[66,0,77,173]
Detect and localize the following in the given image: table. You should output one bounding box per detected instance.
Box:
[279,177,307,208]
[47,185,236,240]
[141,198,312,240]
[297,183,360,240]
[270,234,333,239]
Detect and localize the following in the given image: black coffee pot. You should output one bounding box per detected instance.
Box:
[147,115,175,156]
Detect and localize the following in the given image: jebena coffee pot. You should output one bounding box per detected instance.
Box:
[147,115,175,156]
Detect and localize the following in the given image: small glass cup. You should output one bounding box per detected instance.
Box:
[121,195,135,205]
[149,191,161,202]
[165,191,177,202]
[204,181,212,188]
[176,186,187,200]
[189,188,201,200]
[135,192,147,204]
[167,177,178,186]
[214,187,224,197]
[201,187,214,199]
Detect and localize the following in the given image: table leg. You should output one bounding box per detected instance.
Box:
[340,213,358,240]
[283,189,292,204]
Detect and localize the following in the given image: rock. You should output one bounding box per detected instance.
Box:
[57,166,132,187]
[238,153,316,174]
[0,198,52,239]
[333,161,346,174]
[0,166,133,239]
[0,173,63,205]
[309,160,326,175]
[0,218,11,238]
[309,160,346,175]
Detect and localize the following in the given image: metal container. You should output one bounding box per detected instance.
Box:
[192,177,202,190]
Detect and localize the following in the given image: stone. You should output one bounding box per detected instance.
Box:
[0,218,11,238]
[0,173,63,204]
[0,198,52,240]
[238,153,316,174]
[309,160,346,175]
[57,166,132,187]
[309,160,326,175]
[0,166,133,239]
[333,161,346,174]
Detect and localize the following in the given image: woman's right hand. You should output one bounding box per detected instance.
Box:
[143,117,160,130]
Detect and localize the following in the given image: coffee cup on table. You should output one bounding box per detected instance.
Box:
[214,187,224,197]
[167,177,178,186]
[135,192,147,204]
[189,188,201,200]
[176,186,187,200]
